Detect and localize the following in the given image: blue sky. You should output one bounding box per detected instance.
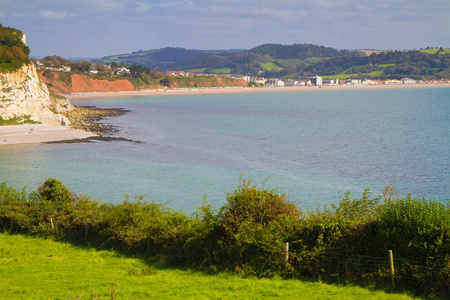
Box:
[1,0,449,59]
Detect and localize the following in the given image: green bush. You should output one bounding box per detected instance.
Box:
[217,178,301,276]
[36,178,73,205]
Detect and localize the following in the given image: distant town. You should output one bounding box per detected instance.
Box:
[166,71,448,87]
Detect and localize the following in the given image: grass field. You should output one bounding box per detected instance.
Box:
[323,63,397,79]
[419,48,450,54]
[276,58,307,67]
[212,68,233,74]
[261,62,284,71]
[0,233,422,300]
[189,68,207,73]
[305,57,331,64]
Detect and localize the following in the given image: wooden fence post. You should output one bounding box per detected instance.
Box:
[50,218,54,230]
[388,250,395,287]
[285,242,289,262]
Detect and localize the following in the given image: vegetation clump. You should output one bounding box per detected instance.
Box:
[0,114,41,126]
[1,179,449,297]
[0,24,30,72]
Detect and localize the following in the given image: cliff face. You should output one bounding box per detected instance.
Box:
[0,62,73,125]
[39,72,136,95]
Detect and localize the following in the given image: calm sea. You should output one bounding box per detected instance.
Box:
[1,88,449,212]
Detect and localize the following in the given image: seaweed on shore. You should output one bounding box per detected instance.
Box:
[63,105,130,136]
[45,136,143,144]
[58,105,142,144]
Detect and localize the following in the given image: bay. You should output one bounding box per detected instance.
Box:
[1,88,449,212]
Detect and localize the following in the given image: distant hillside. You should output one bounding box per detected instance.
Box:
[89,43,450,80]
[92,47,244,71]
[248,43,362,59]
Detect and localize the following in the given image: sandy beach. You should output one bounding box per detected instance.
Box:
[67,82,450,100]
[0,124,96,146]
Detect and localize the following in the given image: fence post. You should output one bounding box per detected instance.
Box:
[50,218,54,230]
[285,242,289,262]
[388,250,395,287]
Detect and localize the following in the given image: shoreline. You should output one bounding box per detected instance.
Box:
[2,82,449,146]
[67,82,450,100]
[0,124,96,146]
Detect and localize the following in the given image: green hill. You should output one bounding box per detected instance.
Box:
[90,43,450,80]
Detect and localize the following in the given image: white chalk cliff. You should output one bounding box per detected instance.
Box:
[0,62,73,125]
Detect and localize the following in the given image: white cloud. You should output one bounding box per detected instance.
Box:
[39,10,74,20]
[85,0,123,11]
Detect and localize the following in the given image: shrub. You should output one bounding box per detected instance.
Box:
[217,178,301,276]
[36,178,73,205]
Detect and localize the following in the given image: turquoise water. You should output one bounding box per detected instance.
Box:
[1,88,449,212]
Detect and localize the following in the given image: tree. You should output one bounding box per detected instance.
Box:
[37,178,72,205]
[160,76,171,86]
[72,61,91,73]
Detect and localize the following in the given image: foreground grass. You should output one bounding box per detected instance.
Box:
[0,233,420,300]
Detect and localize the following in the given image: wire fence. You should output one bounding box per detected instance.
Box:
[285,243,448,290]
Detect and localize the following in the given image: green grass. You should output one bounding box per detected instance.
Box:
[378,63,396,67]
[0,115,41,126]
[0,233,420,300]
[305,57,331,64]
[212,68,233,74]
[188,68,207,73]
[276,58,307,67]
[322,71,354,79]
[419,48,450,55]
[323,63,397,79]
[261,62,284,71]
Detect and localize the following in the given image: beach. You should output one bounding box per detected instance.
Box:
[0,124,96,146]
[67,82,450,99]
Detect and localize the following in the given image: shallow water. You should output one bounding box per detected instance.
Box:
[1,88,449,212]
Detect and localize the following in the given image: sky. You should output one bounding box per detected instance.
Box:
[1,0,449,59]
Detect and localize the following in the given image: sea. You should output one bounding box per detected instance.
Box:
[1,88,449,213]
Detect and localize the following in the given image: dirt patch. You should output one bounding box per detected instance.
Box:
[71,74,135,93]
[38,72,136,94]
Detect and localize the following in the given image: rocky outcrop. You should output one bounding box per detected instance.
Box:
[0,62,73,125]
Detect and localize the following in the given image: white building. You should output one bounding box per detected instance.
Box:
[401,78,417,84]
[344,79,361,85]
[361,79,376,85]
[322,78,339,85]
[384,80,400,84]
[310,75,322,85]
[242,75,251,82]
[284,79,298,86]
[254,78,266,85]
